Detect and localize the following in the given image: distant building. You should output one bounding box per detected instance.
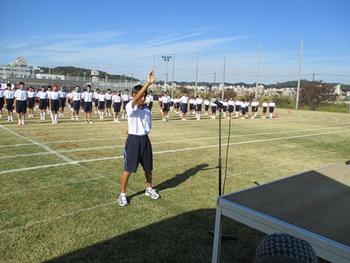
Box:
[36,73,65,80]
[0,57,34,79]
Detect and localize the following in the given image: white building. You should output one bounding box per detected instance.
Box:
[0,57,34,79]
[36,73,65,80]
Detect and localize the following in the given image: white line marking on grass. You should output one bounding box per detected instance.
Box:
[0,177,103,197]
[0,125,72,163]
[0,150,337,234]
[1,125,349,160]
[1,129,348,175]
[0,124,118,186]
[0,200,118,234]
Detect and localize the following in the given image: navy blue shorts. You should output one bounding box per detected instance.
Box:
[84,102,93,113]
[6,99,14,111]
[181,103,188,113]
[113,102,121,113]
[105,99,112,108]
[50,100,59,112]
[16,100,27,113]
[124,134,153,173]
[98,101,105,110]
[163,103,170,112]
[0,97,4,109]
[123,100,129,110]
[27,98,35,109]
[73,100,80,111]
[39,99,47,110]
[59,97,66,108]
[196,104,202,112]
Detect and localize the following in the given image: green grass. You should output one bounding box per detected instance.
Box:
[1,106,350,263]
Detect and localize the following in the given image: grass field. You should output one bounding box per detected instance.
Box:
[1,105,350,263]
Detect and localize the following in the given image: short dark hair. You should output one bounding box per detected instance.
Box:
[7,83,11,87]
[86,85,91,88]
[132,84,147,96]
[18,81,25,86]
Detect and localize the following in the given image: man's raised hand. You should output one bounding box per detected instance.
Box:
[148,71,156,84]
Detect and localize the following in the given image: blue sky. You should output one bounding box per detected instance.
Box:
[1,0,350,83]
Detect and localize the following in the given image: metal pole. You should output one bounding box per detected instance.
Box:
[165,61,169,90]
[195,51,199,96]
[172,54,175,85]
[153,55,156,71]
[296,39,304,110]
[222,53,226,101]
[255,43,261,100]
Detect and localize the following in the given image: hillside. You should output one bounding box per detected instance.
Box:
[38,66,139,82]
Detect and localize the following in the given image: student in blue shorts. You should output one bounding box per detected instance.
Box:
[118,71,160,207]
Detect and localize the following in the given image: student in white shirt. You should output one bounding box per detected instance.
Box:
[58,86,67,117]
[235,99,241,118]
[189,96,195,115]
[121,90,130,119]
[174,96,180,113]
[210,98,217,120]
[112,90,122,123]
[195,95,203,120]
[14,81,28,125]
[27,86,36,118]
[262,99,268,118]
[180,93,189,120]
[241,99,248,119]
[105,89,113,117]
[67,89,74,112]
[4,83,15,122]
[118,71,160,207]
[49,84,60,124]
[269,100,276,118]
[71,86,81,120]
[204,97,210,115]
[222,99,228,118]
[37,86,48,120]
[93,89,100,114]
[161,91,171,121]
[228,98,235,118]
[97,90,106,120]
[0,87,4,119]
[251,99,259,119]
[145,90,154,111]
[46,86,52,111]
[82,85,94,123]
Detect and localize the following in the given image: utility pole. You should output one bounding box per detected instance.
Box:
[222,53,226,101]
[295,39,304,110]
[195,51,199,97]
[213,72,216,91]
[255,43,261,100]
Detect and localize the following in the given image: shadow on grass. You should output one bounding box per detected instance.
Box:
[128,163,213,201]
[45,208,263,263]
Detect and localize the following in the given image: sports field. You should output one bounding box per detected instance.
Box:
[1,106,350,263]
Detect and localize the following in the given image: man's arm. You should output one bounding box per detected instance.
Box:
[131,71,155,108]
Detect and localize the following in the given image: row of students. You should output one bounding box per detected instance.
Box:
[157,93,276,121]
[0,82,140,125]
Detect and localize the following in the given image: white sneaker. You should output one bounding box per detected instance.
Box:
[145,188,160,200]
[118,193,128,207]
